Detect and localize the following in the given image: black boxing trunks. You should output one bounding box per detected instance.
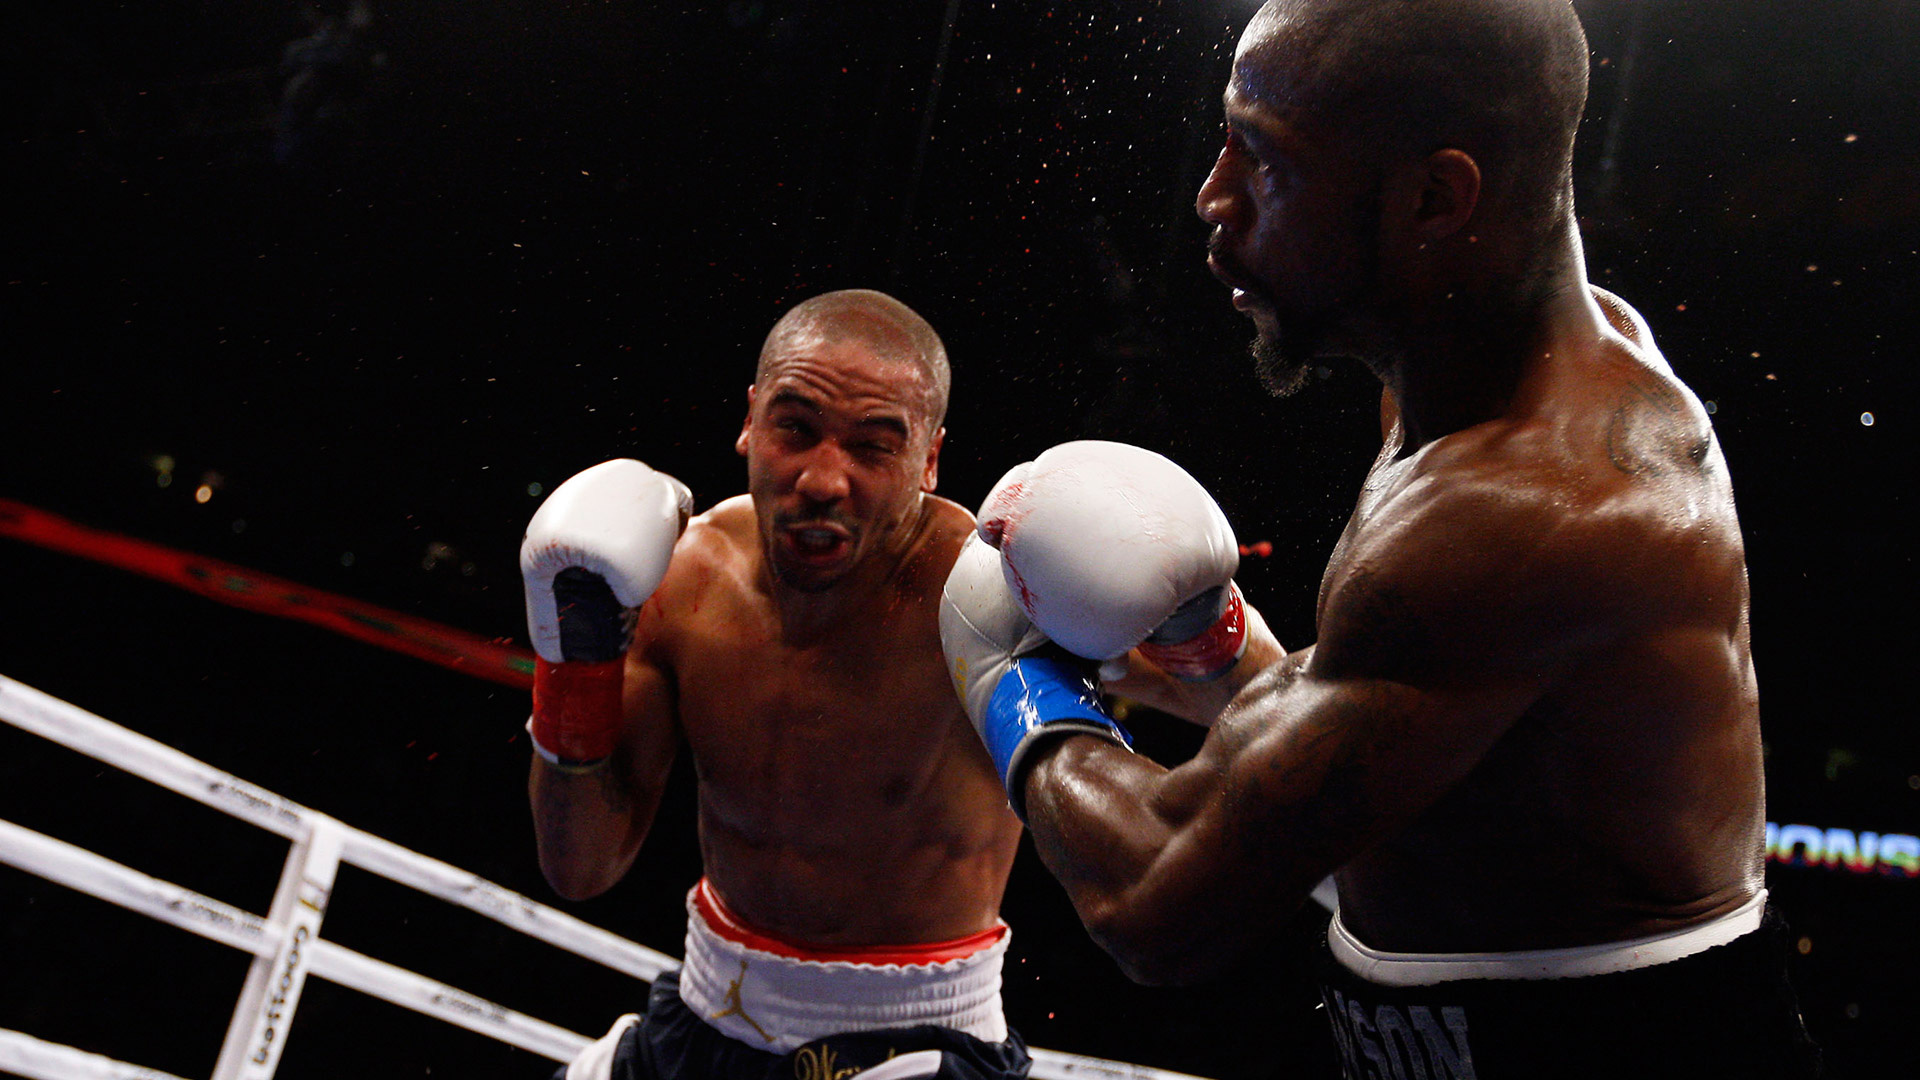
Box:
[555,880,1031,1080]
[1313,890,1823,1079]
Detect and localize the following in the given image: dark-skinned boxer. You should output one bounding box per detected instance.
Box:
[941,2,1821,1076]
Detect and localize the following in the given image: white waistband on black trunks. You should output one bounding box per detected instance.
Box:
[1330,888,1767,986]
[676,878,1010,1053]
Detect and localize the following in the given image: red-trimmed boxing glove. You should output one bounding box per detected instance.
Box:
[977,440,1247,682]
[520,459,691,769]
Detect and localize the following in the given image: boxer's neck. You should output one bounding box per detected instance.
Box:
[1376,223,1601,453]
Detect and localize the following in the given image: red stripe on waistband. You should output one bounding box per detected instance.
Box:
[693,879,1007,965]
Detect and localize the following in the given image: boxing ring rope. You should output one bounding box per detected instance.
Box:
[0,674,1209,1080]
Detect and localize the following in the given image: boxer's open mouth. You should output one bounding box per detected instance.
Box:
[784,525,852,562]
[1208,254,1269,312]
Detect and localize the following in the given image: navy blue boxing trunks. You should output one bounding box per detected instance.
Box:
[1314,892,1822,1079]
[550,970,1031,1080]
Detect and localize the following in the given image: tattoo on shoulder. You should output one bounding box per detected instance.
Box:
[1606,377,1708,477]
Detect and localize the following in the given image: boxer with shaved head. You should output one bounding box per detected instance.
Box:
[524,290,1029,1080]
[941,3,1822,1076]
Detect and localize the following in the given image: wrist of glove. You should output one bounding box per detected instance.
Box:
[1135,581,1249,682]
[530,657,624,770]
[941,532,1133,822]
[530,564,634,770]
[977,650,1133,822]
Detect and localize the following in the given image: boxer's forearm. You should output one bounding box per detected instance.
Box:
[1022,650,1330,985]
[527,759,654,900]
[1021,736,1248,985]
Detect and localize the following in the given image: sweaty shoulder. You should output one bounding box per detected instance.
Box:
[918,494,975,556]
[1324,331,1740,686]
[647,495,760,607]
[896,494,976,598]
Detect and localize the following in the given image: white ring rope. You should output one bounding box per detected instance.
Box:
[0,675,674,983]
[0,673,1210,1080]
[0,1027,192,1080]
[0,819,592,1066]
[1028,1051,1210,1080]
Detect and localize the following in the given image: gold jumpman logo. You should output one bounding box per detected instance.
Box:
[709,958,774,1044]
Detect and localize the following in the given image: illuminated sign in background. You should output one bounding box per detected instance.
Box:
[1767,822,1918,878]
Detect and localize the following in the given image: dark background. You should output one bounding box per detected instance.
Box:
[1,1,1914,1077]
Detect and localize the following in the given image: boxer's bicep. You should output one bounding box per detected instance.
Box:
[1225,665,1534,873]
[615,643,682,832]
[1075,558,1551,977]
[1259,532,1565,848]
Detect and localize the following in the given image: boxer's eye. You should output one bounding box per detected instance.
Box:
[773,416,816,441]
[1227,130,1273,179]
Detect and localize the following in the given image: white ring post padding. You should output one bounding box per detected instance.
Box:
[0,818,591,1064]
[0,1028,192,1080]
[0,674,675,982]
[213,818,346,1080]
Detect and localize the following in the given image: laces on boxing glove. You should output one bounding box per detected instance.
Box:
[553,568,637,662]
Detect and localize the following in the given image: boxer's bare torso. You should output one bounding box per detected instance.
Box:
[1321,287,1763,951]
[1022,288,1766,978]
[529,298,1021,950]
[634,494,1019,945]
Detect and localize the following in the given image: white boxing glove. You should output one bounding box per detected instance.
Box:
[941,532,1131,820]
[520,458,692,768]
[978,440,1247,681]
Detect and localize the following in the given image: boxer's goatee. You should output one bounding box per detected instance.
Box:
[1251,331,1312,399]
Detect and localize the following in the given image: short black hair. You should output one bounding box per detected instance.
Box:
[1244,0,1590,247]
[756,289,952,430]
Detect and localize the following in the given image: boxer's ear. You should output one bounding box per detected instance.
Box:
[736,385,756,457]
[921,427,946,493]
[1410,148,1480,243]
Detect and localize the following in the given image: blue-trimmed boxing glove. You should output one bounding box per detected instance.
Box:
[940,532,1132,821]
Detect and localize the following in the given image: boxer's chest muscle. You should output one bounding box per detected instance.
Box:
[1318,450,1418,621]
[671,599,960,830]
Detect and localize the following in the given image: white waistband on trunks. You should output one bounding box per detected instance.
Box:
[1330,888,1767,987]
[676,878,1010,1053]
